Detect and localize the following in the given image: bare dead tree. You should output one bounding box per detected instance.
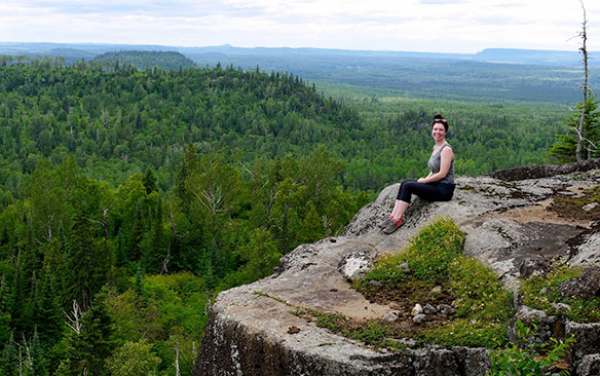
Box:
[174,341,181,376]
[64,300,83,335]
[85,208,109,240]
[162,245,171,275]
[576,0,588,162]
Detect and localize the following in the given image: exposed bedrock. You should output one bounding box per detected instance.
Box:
[194,165,600,376]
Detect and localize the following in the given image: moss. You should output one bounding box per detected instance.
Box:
[520,263,600,323]
[420,319,508,348]
[253,291,291,306]
[449,256,513,322]
[417,256,513,348]
[315,312,349,333]
[311,310,407,351]
[354,217,513,349]
[549,185,600,220]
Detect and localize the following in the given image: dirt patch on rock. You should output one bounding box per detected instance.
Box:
[360,282,456,335]
[491,183,598,228]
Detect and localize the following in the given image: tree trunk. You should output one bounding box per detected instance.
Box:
[576,0,588,162]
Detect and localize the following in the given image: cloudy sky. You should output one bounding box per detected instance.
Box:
[1,0,599,53]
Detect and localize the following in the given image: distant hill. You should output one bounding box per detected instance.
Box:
[46,48,97,63]
[1,42,598,103]
[473,48,586,66]
[94,50,196,70]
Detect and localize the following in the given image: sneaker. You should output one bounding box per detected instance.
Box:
[378,216,393,228]
[383,217,403,235]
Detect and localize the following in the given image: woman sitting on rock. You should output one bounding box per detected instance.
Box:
[381,113,455,234]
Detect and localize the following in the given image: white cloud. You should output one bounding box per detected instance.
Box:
[0,0,599,52]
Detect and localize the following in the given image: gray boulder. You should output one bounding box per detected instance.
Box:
[577,354,600,376]
[566,321,600,359]
[559,266,600,298]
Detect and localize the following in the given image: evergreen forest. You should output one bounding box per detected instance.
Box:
[0,55,579,375]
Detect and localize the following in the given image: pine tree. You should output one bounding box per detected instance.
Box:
[0,273,12,345]
[141,197,165,274]
[142,167,157,195]
[549,92,600,162]
[175,144,199,215]
[0,333,18,376]
[32,275,63,345]
[24,330,48,376]
[240,229,281,279]
[56,295,114,376]
[295,204,325,245]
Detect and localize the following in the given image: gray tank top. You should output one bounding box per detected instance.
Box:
[427,143,454,184]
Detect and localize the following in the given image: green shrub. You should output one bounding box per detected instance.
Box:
[421,318,508,348]
[360,216,464,289]
[400,217,465,282]
[419,256,513,348]
[488,320,574,376]
[450,256,513,322]
[360,253,410,288]
[520,263,600,323]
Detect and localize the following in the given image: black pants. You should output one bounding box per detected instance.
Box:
[396,179,455,203]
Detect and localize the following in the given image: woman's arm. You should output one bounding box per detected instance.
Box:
[417,147,454,183]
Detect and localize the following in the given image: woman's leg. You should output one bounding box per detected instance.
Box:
[390,200,409,220]
[392,180,443,219]
[384,181,444,234]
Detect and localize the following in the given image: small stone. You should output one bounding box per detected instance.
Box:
[288,326,301,334]
[583,202,599,212]
[551,303,572,313]
[384,312,399,322]
[368,280,383,288]
[540,287,550,295]
[423,304,437,315]
[399,262,410,271]
[329,237,337,243]
[411,304,423,317]
[413,314,426,324]
[437,304,456,315]
[431,285,442,293]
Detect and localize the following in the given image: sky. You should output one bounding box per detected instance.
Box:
[1,0,599,54]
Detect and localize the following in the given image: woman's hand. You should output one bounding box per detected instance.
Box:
[417,178,426,183]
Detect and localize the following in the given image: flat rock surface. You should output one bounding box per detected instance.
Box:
[194,168,600,376]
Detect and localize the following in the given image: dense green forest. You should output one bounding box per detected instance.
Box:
[0,55,569,194]
[94,51,197,71]
[0,56,575,375]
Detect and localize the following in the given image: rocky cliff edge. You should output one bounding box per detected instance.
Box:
[193,161,600,376]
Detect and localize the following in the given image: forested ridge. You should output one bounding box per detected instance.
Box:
[94,51,197,71]
[0,57,572,375]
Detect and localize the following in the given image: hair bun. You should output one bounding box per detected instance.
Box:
[433,113,445,120]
